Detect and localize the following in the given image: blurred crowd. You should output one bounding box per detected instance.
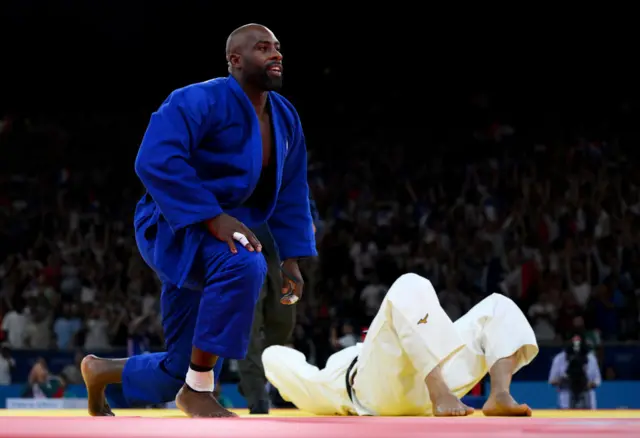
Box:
[2,92,640,386]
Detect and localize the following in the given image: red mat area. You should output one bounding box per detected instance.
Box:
[0,417,639,438]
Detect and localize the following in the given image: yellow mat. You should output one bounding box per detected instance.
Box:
[0,409,638,418]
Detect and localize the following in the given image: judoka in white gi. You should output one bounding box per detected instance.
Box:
[263,273,538,416]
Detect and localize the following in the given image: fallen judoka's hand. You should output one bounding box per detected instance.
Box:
[280,259,303,305]
[205,213,262,254]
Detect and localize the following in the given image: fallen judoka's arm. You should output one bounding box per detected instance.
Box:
[134,86,260,253]
[268,122,318,305]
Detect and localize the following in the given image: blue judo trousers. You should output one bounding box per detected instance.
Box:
[107,76,316,408]
[109,236,266,407]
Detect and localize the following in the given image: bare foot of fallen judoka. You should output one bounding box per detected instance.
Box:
[81,355,121,416]
[175,384,238,418]
[426,365,474,417]
[482,354,532,416]
[482,391,531,417]
[431,392,475,417]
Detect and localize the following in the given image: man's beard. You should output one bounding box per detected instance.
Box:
[256,70,283,91]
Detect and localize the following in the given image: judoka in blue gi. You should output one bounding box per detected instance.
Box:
[81,24,317,418]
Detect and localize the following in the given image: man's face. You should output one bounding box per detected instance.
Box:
[235,29,283,91]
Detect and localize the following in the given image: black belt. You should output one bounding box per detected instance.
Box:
[345,356,358,402]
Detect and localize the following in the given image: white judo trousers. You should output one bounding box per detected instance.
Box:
[262,273,539,416]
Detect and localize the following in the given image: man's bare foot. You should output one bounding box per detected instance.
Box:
[81,355,117,416]
[482,391,532,417]
[426,364,474,417]
[175,384,238,418]
[431,392,475,417]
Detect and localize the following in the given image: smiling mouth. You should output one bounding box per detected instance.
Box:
[267,65,282,77]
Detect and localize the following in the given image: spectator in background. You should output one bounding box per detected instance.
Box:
[24,307,52,348]
[590,282,624,341]
[0,344,16,385]
[127,310,161,356]
[83,308,112,351]
[53,303,82,349]
[359,273,386,321]
[350,234,378,284]
[549,336,602,409]
[528,292,558,341]
[329,320,358,352]
[60,350,83,385]
[1,303,26,348]
[24,358,49,398]
[565,240,592,309]
[336,321,357,349]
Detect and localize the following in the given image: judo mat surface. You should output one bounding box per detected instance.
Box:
[0,409,638,437]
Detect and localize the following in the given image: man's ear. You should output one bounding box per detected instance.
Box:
[227,53,241,70]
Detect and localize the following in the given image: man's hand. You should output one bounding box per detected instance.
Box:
[206,213,262,254]
[280,259,304,305]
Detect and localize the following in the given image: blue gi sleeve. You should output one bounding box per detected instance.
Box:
[134,87,224,232]
[268,128,317,260]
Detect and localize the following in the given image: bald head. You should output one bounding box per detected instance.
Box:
[225,24,274,57]
[225,23,283,92]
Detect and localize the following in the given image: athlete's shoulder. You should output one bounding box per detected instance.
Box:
[162,77,233,117]
[172,77,231,102]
